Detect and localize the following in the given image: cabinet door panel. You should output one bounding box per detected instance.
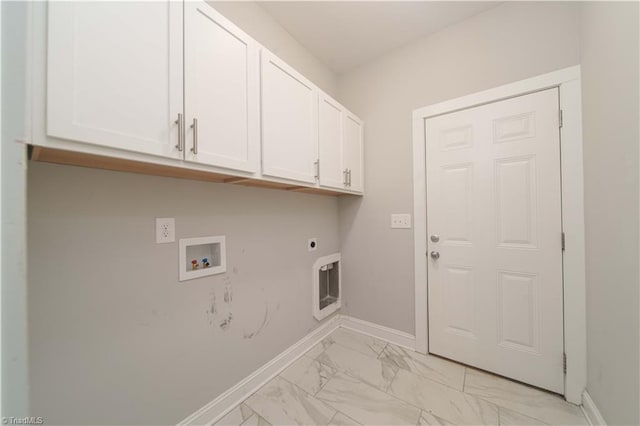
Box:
[261,51,318,184]
[343,113,363,193]
[184,1,259,172]
[318,95,345,189]
[47,1,183,159]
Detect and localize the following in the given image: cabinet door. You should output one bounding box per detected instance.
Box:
[261,51,318,184]
[343,113,364,193]
[318,94,345,189]
[184,1,260,172]
[47,1,183,159]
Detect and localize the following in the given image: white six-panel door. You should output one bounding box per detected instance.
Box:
[426,88,564,393]
[47,1,183,159]
[184,1,260,172]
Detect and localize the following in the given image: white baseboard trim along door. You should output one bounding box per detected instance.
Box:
[581,391,607,426]
[177,314,416,425]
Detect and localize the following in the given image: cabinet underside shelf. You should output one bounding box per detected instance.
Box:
[28,146,348,196]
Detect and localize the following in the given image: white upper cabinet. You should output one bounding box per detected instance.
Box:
[47,1,183,159]
[342,112,364,192]
[184,2,260,173]
[41,2,363,194]
[318,94,346,190]
[261,50,318,184]
[318,93,364,193]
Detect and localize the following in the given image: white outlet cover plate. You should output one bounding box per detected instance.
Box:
[156,218,175,243]
[391,214,412,229]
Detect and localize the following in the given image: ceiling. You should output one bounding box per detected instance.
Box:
[259,2,501,74]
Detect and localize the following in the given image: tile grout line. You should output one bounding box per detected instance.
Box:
[314,361,338,397]
[466,392,556,426]
[462,370,584,425]
[315,334,404,394]
[312,336,429,422]
[332,327,391,360]
[326,328,504,423]
[326,411,338,426]
[331,339,386,360]
[377,343,389,361]
[374,361,496,425]
[376,368,433,415]
[332,410,363,426]
[275,374,341,422]
[462,367,467,392]
[214,395,258,425]
[250,327,574,426]
[383,363,400,394]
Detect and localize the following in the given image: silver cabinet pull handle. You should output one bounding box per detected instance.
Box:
[190,118,198,155]
[348,169,352,187]
[175,113,183,152]
[343,169,348,186]
[314,160,319,180]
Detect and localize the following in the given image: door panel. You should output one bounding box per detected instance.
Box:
[318,95,345,189]
[497,271,539,353]
[343,113,363,192]
[441,164,473,244]
[47,1,183,159]
[495,156,538,248]
[261,51,318,183]
[443,265,476,339]
[426,88,564,393]
[184,1,259,172]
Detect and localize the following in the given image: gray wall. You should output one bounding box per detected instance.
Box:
[336,2,582,333]
[210,1,337,98]
[2,1,29,417]
[27,3,340,425]
[28,163,340,425]
[580,3,639,424]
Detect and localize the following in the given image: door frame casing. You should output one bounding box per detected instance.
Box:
[412,66,585,404]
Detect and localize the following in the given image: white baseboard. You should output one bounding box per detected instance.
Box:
[339,315,416,350]
[581,391,607,426]
[177,314,416,426]
[178,314,341,426]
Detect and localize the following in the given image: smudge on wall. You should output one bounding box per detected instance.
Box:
[205,291,217,326]
[205,276,234,331]
[203,270,281,339]
[243,303,270,339]
[219,313,233,331]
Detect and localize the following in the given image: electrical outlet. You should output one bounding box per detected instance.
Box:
[308,238,318,251]
[156,218,175,244]
[391,214,412,229]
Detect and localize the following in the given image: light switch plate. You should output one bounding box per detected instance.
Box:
[391,214,412,229]
[156,218,175,243]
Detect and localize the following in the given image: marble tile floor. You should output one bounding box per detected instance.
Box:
[214,327,588,426]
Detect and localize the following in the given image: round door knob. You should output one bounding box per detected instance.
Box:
[430,251,440,260]
[430,235,440,243]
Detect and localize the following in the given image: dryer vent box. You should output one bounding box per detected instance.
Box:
[313,253,341,320]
